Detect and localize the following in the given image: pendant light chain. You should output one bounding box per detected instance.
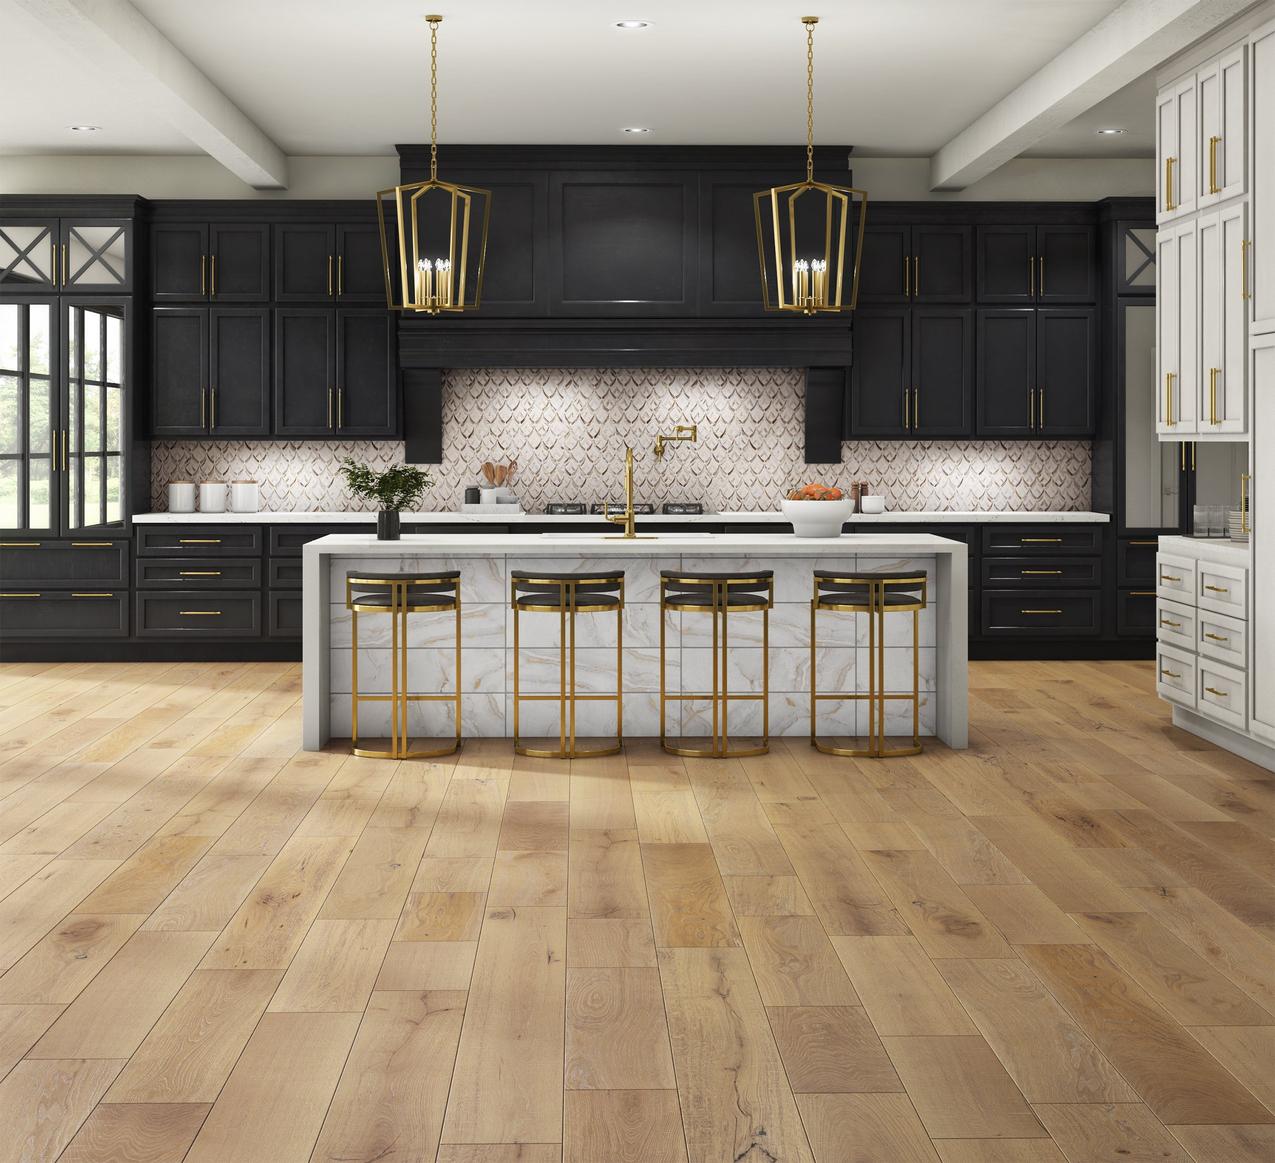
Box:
[428,16,440,182]
[805,18,816,184]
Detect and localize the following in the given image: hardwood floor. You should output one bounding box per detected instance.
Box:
[0,658,1273,1161]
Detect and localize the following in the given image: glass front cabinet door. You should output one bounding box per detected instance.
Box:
[0,219,131,293]
[0,297,127,536]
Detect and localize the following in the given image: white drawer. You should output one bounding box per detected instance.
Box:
[1196,656,1247,732]
[1156,642,1196,709]
[1156,598,1196,651]
[1197,559,1247,620]
[1197,609,1247,667]
[1156,553,1197,605]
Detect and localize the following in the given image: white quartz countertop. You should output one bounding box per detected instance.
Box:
[304,531,967,557]
[133,509,1111,525]
[1158,534,1251,564]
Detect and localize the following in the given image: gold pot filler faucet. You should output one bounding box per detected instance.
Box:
[603,424,699,540]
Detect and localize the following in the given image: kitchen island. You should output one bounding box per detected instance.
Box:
[302,531,968,751]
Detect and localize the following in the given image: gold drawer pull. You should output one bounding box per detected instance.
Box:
[1160,668,1182,679]
[1020,537,1062,543]
[178,538,222,544]
[1160,618,1182,628]
[0,592,40,598]
[1160,574,1182,583]
[1130,590,1156,596]
[1022,569,1062,576]
[72,592,113,598]
[1204,584,1230,593]
[1204,632,1230,642]
[1129,540,1159,546]
[0,541,41,547]
[1020,609,1062,615]
[179,570,222,577]
[1205,686,1230,698]
[71,541,113,547]
[179,610,222,616]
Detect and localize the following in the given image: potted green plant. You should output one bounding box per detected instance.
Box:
[339,458,433,540]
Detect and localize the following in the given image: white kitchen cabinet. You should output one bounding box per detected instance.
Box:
[1156,220,1198,434]
[1252,19,1275,334]
[1252,333,1275,741]
[1158,74,1198,224]
[1197,203,1249,435]
[1198,44,1247,207]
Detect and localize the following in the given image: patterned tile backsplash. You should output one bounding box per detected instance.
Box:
[150,367,1092,512]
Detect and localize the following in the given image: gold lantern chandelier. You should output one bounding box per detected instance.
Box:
[754,16,867,314]
[376,15,491,314]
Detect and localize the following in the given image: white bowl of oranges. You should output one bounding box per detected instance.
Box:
[781,483,853,538]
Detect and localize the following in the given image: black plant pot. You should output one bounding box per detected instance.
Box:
[377,510,401,540]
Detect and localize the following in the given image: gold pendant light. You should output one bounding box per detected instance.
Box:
[754,16,867,314]
[377,15,491,314]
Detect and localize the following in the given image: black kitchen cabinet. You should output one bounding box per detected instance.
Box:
[0,217,132,293]
[976,224,1095,303]
[848,307,910,436]
[976,307,1096,437]
[911,308,973,436]
[151,223,269,302]
[698,169,796,316]
[859,224,970,304]
[858,224,910,302]
[274,308,397,437]
[335,224,387,303]
[149,307,270,437]
[275,222,394,304]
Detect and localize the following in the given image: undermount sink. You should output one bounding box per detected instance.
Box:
[537,531,711,539]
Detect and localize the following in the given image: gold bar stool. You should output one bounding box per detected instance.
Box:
[346,569,462,759]
[810,568,927,758]
[660,569,773,758]
[511,570,624,759]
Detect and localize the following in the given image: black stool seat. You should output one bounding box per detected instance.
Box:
[661,569,774,610]
[511,570,624,611]
[348,591,458,608]
[516,590,621,608]
[347,570,460,610]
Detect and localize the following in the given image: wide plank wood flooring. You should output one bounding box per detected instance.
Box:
[0,658,1273,1160]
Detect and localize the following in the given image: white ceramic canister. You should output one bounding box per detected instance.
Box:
[199,481,227,513]
[228,480,260,513]
[167,481,197,513]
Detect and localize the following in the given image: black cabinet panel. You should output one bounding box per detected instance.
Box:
[136,557,262,588]
[848,308,910,437]
[911,308,972,436]
[697,170,790,316]
[267,591,303,637]
[1117,589,1156,636]
[981,589,1101,636]
[335,310,397,436]
[1118,538,1160,586]
[976,226,1035,302]
[981,556,1102,587]
[335,224,387,304]
[858,224,909,302]
[1037,225,1096,303]
[209,223,270,301]
[913,226,971,302]
[209,308,270,436]
[551,174,696,314]
[269,560,305,588]
[449,171,547,315]
[1036,308,1096,436]
[0,592,127,637]
[275,224,336,302]
[982,525,1103,555]
[150,308,207,436]
[274,308,335,435]
[135,526,263,556]
[136,590,261,636]
[152,224,207,300]
[268,525,361,555]
[0,541,128,587]
[976,308,1035,436]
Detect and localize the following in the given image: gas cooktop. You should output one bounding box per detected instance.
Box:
[542,502,706,516]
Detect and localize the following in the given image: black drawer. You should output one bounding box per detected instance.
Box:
[135,590,261,636]
[0,591,128,637]
[268,525,365,556]
[0,539,129,587]
[981,589,1101,636]
[981,525,1104,555]
[268,590,303,637]
[981,556,1101,588]
[1117,588,1157,637]
[1118,538,1161,586]
[136,557,263,589]
[136,526,263,556]
[269,559,304,588]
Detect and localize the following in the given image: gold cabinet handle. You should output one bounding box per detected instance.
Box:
[1204,686,1230,698]
[1161,574,1183,582]
[1204,632,1229,642]
[200,385,206,429]
[1021,537,1062,543]
[1130,591,1156,596]
[1165,156,1176,211]
[1029,387,1035,429]
[1204,584,1230,593]
[63,429,69,471]
[210,385,217,430]
[1160,668,1182,679]
[0,592,40,598]
[1020,609,1062,615]
[338,387,344,429]
[1242,472,1250,534]
[1022,569,1062,576]
[1038,254,1045,295]
[210,254,216,297]
[1242,240,1251,300]
[72,592,112,598]
[912,387,919,430]
[1160,617,1182,628]
[51,238,58,287]
[1029,254,1035,297]
[200,254,206,296]
[1209,367,1219,425]
[63,243,68,286]
[178,538,222,544]
[179,610,222,616]
[1209,135,1221,194]
[1129,540,1159,545]
[903,255,910,297]
[328,386,334,430]
[913,254,919,296]
[179,570,222,576]
[328,255,334,297]
[71,541,112,547]
[1038,385,1044,430]
[0,541,40,547]
[1165,372,1175,426]
[338,254,344,296]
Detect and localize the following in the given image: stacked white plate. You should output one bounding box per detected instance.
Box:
[1228,508,1249,542]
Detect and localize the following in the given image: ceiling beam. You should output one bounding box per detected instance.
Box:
[929,0,1260,191]
[9,0,288,189]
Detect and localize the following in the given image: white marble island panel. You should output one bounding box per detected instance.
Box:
[302,532,968,750]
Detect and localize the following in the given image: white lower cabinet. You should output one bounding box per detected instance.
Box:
[1253,335,1275,740]
[1157,642,1196,708]
[1197,655,1248,731]
[1157,598,1196,651]
[1198,608,1247,666]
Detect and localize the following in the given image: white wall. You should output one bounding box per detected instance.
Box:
[0,152,1152,201]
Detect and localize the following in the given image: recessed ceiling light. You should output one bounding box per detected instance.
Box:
[614,19,650,29]
[68,125,100,132]
[1095,127,1126,135]
[623,127,652,134]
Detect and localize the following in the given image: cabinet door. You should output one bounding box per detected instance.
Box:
[1252,19,1275,335]
[848,307,910,436]
[335,310,397,437]
[1198,58,1223,208]
[450,170,549,316]
[209,224,269,302]
[857,224,909,302]
[151,223,208,300]
[274,224,336,302]
[149,308,208,437]
[911,308,972,436]
[1156,222,1198,434]
[0,299,59,535]
[698,170,791,316]
[63,299,127,532]
[1036,308,1096,437]
[0,221,57,290]
[912,226,971,302]
[976,226,1034,303]
[1174,221,1199,431]
[335,224,386,304]
[1199,211,1224,430]
[1253,335,1275,740]
[976,308,1034,437]
[1158,75,1197,222]
[274,308,334,435]
[1156,228,1178,434]
[209,308,270,437]
[1217,202,1249,433]
[61,220,131,293]
[1037,225,1096,303]
[1201,45,1247,206]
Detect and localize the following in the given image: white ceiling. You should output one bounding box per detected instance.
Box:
[0,0,1158,164]
[1025,73,1156,156]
